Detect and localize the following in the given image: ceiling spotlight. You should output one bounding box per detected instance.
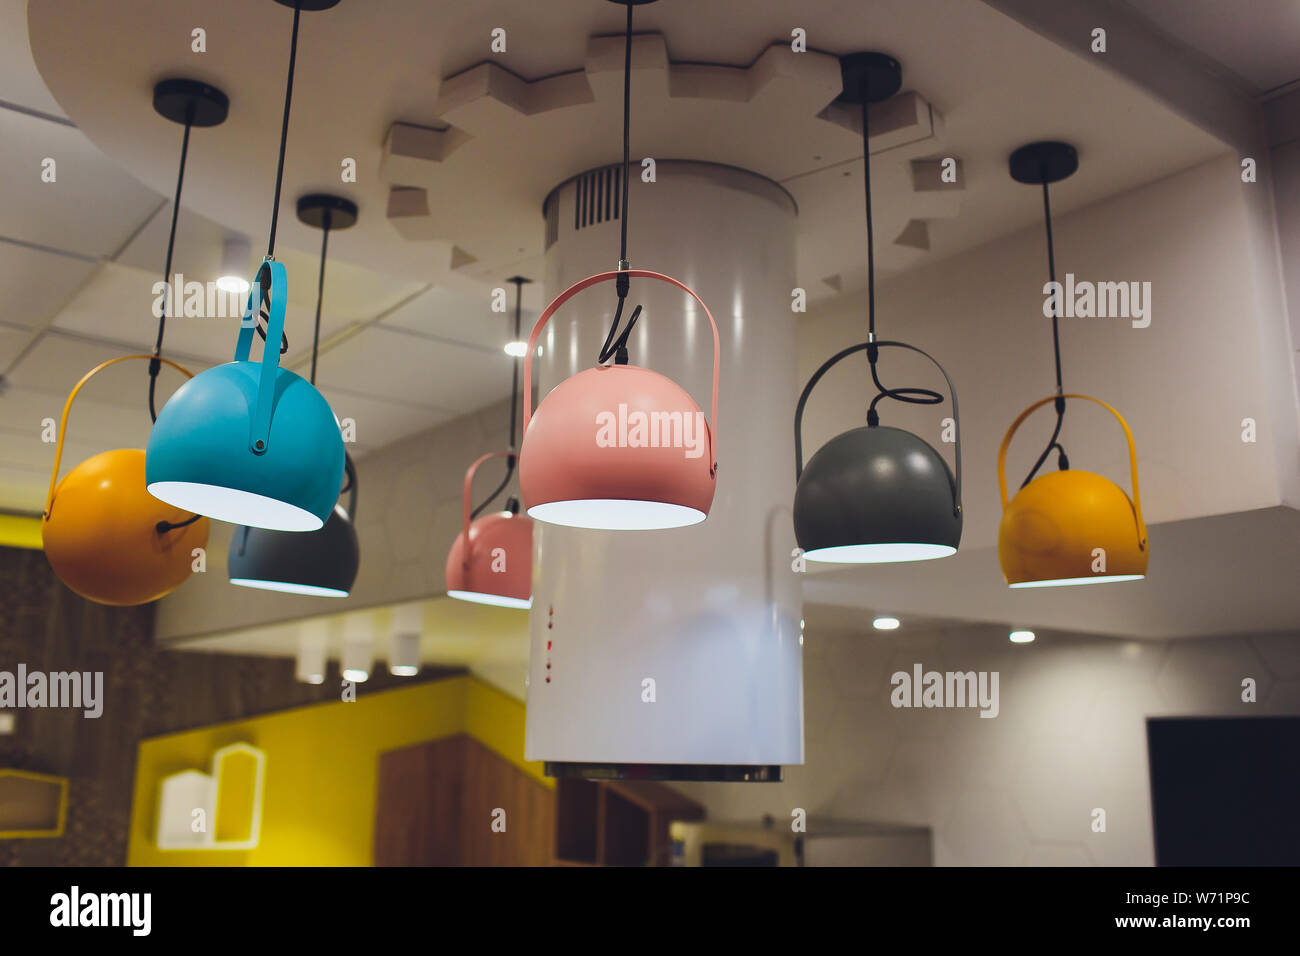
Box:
[389,604,422,677]
[873,616,901,631]
[1009,630,1036,644]
[341,618,373,683]
[295,621,327,684]
[217,235,252,293]
[504,341,528,358]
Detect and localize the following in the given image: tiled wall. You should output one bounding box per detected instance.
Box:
[677,622,1300,865]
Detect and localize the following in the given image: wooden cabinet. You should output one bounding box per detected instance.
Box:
[554,779,705,867]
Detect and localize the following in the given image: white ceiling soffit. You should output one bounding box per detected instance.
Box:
[981,0,1263,150]
[28,0,1229,308]
[1118,0,1300,97]
[160,595,531,699]
[803,507,1300,641]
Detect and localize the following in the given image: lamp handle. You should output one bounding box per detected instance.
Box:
[522,270,721,476]
[793,340,961,518]
[997,393,1146,550]
[234,259,289,456]
[461,451,514,567]
[43,354,195,520]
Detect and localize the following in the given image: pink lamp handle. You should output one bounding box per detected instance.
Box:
[461,451,513,567]
[522,270,721,474]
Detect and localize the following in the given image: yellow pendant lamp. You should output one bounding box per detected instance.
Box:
[39,78,226,605]
[998,393,1147,587]
[998,142,1148,588]
[42,357,210,606]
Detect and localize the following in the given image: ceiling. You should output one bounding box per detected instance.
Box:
[1120,0,1300,96]
[0,0,1236,515]
[7,0,1287,664]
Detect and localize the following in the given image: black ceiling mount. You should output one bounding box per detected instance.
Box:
[505,275,533,285]
[836,52,902,104]
[272,0,342,10]
[152,79,229,127]
[296,193,358,230]
[1009,141,1079,185]
[605,0,659,6]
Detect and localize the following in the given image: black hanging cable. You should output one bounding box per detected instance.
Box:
[597,0,640,367]
[253,0,303,356]
[1019,174,1070,488]
[472,277,528,519]
[859,90,941,426]
[147,102,205,535]
[148,109,193,424]
[309,209,331,385]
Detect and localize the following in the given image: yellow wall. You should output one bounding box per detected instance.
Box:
[127,674,546,867]
[0,513,43,550]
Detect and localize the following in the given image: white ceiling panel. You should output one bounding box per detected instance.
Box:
[48,261,239,365]
[0,240,98,332]
[0,383,158,451]
[2,333,189,413]
[0,324,34,369]
[380,284,536,354]
[316,386,455,453]
[0,0,66,118]
[0,109,161,258]
[312,325,510,414]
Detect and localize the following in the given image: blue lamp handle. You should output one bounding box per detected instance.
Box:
[235,260,288,455]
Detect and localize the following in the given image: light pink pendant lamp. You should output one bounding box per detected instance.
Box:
[445,451,534,609]
[519,269,720,530]
[445,277,534,608]
[518,0,720,532]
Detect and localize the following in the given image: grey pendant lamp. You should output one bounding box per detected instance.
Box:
[227,194,361,596]
[792,53,963,563]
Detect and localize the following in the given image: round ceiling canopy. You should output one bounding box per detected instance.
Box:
[152,78,229,127]
[1009,141,1079,185]
[296,193,359,230]
[271,0,343,10]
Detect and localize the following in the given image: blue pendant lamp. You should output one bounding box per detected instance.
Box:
[792,53,963,563]
[228,195,361,595]
[146,0,345,531]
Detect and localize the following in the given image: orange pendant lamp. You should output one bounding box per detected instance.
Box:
[40,78,226,605]
[445,277,533,608]
[43,358,210,606]
[997,142,1148,587]
[516,0,720,531]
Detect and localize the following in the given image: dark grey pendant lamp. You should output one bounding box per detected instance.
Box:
[227,193,361,596]
[792,53,963,563]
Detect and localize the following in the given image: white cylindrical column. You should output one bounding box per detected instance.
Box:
[525,162,803,778]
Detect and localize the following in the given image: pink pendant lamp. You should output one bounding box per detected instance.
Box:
[445,277,534,608]
[519,269,720,530]
[445,451,534,608]
[517,0,721,531]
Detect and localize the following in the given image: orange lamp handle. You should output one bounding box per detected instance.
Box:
[44,355,194,520]
[461,451,514,568]
[996,393,1146,550]
[522,270,721,475]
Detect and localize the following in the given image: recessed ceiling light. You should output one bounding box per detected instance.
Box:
[1009,630,1036,644]
[504,341,528,357]
[873,616,900,630]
